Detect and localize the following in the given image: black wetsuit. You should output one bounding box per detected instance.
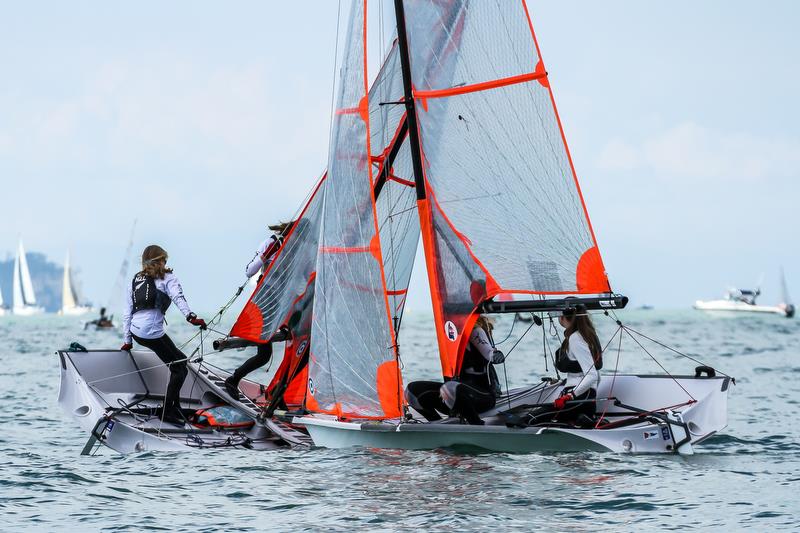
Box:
[406,334,498,425]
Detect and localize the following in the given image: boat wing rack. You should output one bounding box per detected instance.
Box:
[479,294,628,314]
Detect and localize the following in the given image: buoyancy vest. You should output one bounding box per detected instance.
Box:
[131,273,171,314]
[460,335,500,396]
[555,343,603,373]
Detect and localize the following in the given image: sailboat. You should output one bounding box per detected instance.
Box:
[0,284,7,316]
[282,0,728,454]
[694,270,795,318]
[59,252,92,316]
[56,1,732,455]
[13,239,44,316]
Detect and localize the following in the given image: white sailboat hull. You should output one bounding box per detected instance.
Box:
[296,374,730,455]
[694,299,791,316]
[59,306,93,316]
[13,305,44,316]
[57,349,311,454]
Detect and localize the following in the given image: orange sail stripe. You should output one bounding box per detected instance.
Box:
[388,174,415,187]
[413,71,546,100]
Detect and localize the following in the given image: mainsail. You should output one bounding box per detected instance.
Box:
[398,0,612,377]
[13,239,38,309]
[229,0,612,418]
[61,252,79,311]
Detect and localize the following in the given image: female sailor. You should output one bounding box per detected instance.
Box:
[224,222,292,398]
[512,307,602,427]
[405,316,505,425]
[121,245,207,426]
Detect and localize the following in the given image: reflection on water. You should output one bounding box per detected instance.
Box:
[1,310,799,530]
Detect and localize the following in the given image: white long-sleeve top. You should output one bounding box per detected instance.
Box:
[122,272,193,344]
[245,235,281,279]
[563,331,601,397]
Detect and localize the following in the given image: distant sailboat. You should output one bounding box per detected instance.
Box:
[59,252,92,316]
[12,239,44,316]
[0,281,7,316]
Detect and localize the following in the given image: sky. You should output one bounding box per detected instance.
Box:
[0,1,798,314]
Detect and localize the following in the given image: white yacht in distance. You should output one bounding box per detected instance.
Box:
[59,252,92,316]
[13,239,44,316]
[694,270,795,318]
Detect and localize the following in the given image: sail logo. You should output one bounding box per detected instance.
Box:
[297,340,308,356]
[444,321,458,341]
[308,377,315,395]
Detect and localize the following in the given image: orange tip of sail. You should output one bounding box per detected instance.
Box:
[376,359,403,418]
[576,246,610,293]
[230,299,264,342]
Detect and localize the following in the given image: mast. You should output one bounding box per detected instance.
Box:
[393,0,426,201]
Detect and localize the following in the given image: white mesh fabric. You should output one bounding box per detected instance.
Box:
[403,0,604,294]
[246,177,325,341]
[309,0,400,417]
[368,42,420,331]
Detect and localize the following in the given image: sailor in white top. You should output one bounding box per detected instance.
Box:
[122,272,194,345]
[225,222,291,398]
[119,245,206,426]
[550,309,603,419]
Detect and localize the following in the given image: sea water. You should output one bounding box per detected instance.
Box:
[1,310,798,531]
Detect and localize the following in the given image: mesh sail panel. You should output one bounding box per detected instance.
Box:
[376,140,419,325]
[368,41,420,332]
[403,0,610,376]
[403,0,609,296]
[308,0,402,419]
[230,175,326,342]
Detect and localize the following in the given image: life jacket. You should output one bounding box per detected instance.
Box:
[459,333,500,396]
[555,337,603,373]
[131,273,171,314]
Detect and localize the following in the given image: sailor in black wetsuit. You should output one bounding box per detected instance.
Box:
[121,245,207,425]
[405,316,505,425]
[224,222,291,398]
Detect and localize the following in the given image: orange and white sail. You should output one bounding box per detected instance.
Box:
[401,0,611,378]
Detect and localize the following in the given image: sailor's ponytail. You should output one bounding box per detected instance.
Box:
[140,245,172,279]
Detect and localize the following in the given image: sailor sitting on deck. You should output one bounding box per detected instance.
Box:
[224,221,293,398]
[120,245,207,426]
[405,316,505,425]
[519,307,602,427]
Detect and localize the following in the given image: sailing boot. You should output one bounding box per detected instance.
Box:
[224,376,241,399]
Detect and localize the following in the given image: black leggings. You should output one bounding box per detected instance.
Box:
[132,334,188,411]
[231,343,273,383]
[405,380,496,424]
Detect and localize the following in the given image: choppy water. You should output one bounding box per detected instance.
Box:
[2,310,799,531]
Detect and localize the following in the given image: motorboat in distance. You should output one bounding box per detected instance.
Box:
[694,271,795,318]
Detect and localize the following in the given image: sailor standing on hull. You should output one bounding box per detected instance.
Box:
[224,222,292,398]
[121,245,207,426]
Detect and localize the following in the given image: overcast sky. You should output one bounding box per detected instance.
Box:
[1,1,798,314]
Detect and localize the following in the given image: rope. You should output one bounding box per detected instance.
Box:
[595,326,623,428]
[621,324,732,379]
[622,327,696,401]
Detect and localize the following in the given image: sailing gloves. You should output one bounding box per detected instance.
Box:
[186,313,208,330]
[554,392,574,410]
[120,343,133,351]
[491,349,506,365]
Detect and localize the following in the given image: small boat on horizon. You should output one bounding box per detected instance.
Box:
[694,270,794,318]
